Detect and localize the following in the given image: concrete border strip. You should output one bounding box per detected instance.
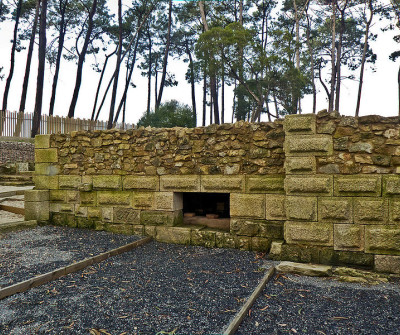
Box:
[0,220,37,233]
[0,236,152,300]
[223,266,275,335]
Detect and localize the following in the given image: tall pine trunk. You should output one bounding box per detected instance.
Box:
[107,0,123,129]
[68,0,97,118]
[19,0,40,113]
[31,0,48,138]
[2,0,22,114]
[49,0,68,116]
[186,41,196,126]
[202,73,206,126]
[155,0,172,110]
[146,29,152,115]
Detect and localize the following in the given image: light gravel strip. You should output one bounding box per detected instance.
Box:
[223,266,275,335]
[0,236,152,300]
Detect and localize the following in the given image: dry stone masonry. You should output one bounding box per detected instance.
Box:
[26,112,400,273]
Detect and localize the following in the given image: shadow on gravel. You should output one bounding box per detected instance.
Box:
[0,241,266,334]
[237,273,400,335]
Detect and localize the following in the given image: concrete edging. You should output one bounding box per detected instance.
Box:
[0,236,152,300]
[223,266,275,335]
[0,220,37,233]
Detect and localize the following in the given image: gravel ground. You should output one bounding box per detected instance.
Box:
[0,226,141,288]
[237,272,400,335]
[0,242,266,335]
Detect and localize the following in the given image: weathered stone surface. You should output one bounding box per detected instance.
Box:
[349,142,373,153]
[383,175,400,196]
[270,240,284,257]
[246,175,285,193]
[285,135,333,156]
[365,226,400,255]
[334,176,381,197]
[284,114,316,134]
[25,201,49,221]
[97,191,132,206]
[107,224,132,235]
[285,221,333,246]
[156,226,191,245]
[191,229,216,248]
[102,207,113,222]
[230,219,260,236]
[87,207,102,218]
[35,149,58,163]
[132,192,155,209]
[230,193,265,218]
[285,157,316,174]
[318,198,353,223]
[201,175,245,193]
[286,197,317,221]
[276,261,332,277]
[80,192,96,205]
[35,163,59,176]
[375,255,400,274]
[93,175,122,190]
[65,191,79,203]
[33,175,59,190]
[74,205,88,217]
[390,199,400,223]
[251,237,271,251]
[25,190,49,202]
[144,225,157,238]
[140,210,183,226]
[265,195,286,221]
[318,164,340,174]
[236,236,251,250]
[35,134,51,149]
[334,224,364,251]
[113,207,140,224]
[154,192,183,211]
[58,175,82,189]
[354,198,388,224]
[60,203,74,212]
[160,175,200,192]
[132,225,144,236]
[123,176,159,191]
[215,231,236,249]
[259,222,284,239]
[50,190,65,202]
[285,176,333,196]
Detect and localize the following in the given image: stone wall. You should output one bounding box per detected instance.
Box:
[26,112,400,273]
[0,140,34,165]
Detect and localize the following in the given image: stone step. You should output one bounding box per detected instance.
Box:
[0,174,33,181]
[276,261,332,277]
[0,181,34,186]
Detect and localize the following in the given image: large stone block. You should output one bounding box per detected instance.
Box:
[87,207,102,218]
[390,199,400,223]
[34,175,59,190]
[132,192,155,209]
[107,224,133,235]
[230,219,261,236]
[375,255,400,274]
[334,224,364,251]
[365,226,400,255]
[35,134,51,149]
[354,198,389,224]
[155,192,183,211]
[97,191,132,206]
[35,163,59,176]
[93,175,122,190]
[25,201,49,221]
[140,210,183,226]
[245,175,284,194]
[285,221,333,246]
[160,175,200,192]
[191,229,216,248]
[35,148,58,163]
[102,207,113,222]
[286,196,317,221]
[50,190,65,202]
[80,191,96,205]
[123,176,159,191]
[113,207,140,224]
[259,221,284,239]
[251,237,271,252]
[201,175,245,193]
[285,156,316,174]
[334,176,381,197]
[25,190,49,202]
[285,135,333,156]
[383,175,400,196]
[284,114,316,135]
[318,198,353,223]
[65,191,79,203]
[285,176,333,196]
[215,231,236,249]
[266,195,286,220]
[230,193,265,218]
[156,226,191,245]
[59,175,82,189]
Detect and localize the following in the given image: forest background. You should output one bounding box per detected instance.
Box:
[0,0,399,136]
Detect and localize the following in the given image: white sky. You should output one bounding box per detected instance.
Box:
[0,1,399,126]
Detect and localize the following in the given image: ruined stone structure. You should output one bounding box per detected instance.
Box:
[26,111,400,273]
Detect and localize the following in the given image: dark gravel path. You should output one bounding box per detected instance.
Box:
[0,241,265,335]
[237,273,400,335]
[0,226,141,288]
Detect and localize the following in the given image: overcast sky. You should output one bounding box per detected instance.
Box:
[0,1,399,126]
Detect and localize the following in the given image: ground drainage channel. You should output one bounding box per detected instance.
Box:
[0,239,269,334]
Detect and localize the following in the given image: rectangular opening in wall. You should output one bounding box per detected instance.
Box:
[182,192,230,231]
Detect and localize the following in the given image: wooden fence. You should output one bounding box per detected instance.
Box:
[0,111,134,138]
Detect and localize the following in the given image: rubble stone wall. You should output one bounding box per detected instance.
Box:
[26,112,400,273]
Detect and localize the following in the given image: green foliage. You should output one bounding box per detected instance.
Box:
[137,100,195,128]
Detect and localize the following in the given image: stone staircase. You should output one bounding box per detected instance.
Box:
[0,172,34,186]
